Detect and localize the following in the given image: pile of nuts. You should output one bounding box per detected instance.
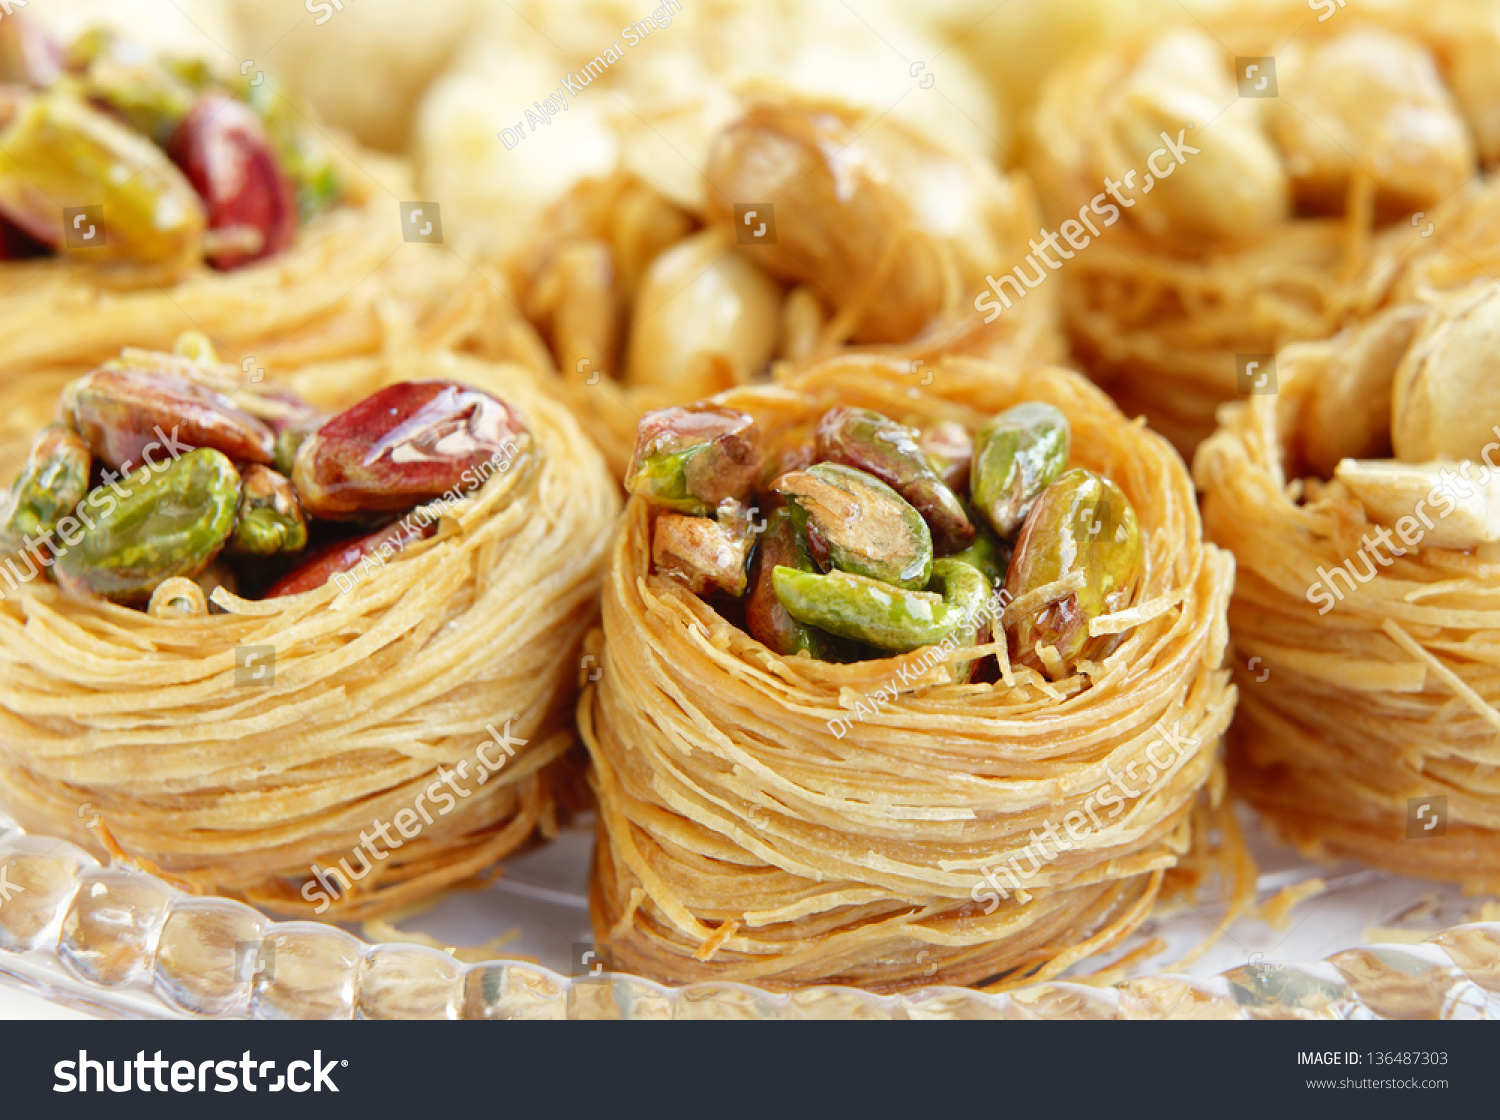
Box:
[1077,27,1477,247]
[1321,285,1500,550]
[0,17,340,270]
[627,398,1142,681]
[0,338,529,614]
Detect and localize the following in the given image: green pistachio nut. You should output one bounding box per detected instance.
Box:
[746,508,835,657]
[971,402,1071,539]
[774,462,932,590]
[626,405,762,517]
[69,30,197,145]
[230,463,307,555]
[2,425,91,541]
[927,557,992,681]
[61,28,114,71]
[161,56,216,91]
[773,566,958,653]
[815,406,974,552]
[273,425,312,477]
[1002,468,1143,679]
[0,91,205,266]
[54,448,241,605]
[947,524,1012,590]
[928,559,990,643]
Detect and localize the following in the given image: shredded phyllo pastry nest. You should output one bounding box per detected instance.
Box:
[581,354,1239,991]
[1023,0,1500,455]
[1196,315,1500,893]
[0,351,619,919]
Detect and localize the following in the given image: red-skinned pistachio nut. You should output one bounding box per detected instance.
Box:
[815,406,974,552]
[626,405,761,516]
[141,343,325,440]
[291,381,529,519]
[264,517,437,597]
[66,364,275,471]
[0,212,48,259]
[167,92,297,270]
[651,509,754,596]
[917,420,974,494]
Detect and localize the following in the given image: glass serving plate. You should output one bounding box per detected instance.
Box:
[0,805,1496,1020]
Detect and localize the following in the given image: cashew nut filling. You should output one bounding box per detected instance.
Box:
[1197,280,1500,891]
[504,94,1063,477]
[1026,1,1500,455]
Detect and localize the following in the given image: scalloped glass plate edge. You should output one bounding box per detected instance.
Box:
[1,812,1496,1020]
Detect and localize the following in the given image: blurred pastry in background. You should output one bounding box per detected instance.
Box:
[1198,281,1500,892]
[507,95,1061,475]
[890,0,1167,131]
[227,0,482,152]
[1025,0,1500,454]
[416,0,1005,261]
[0,13,538,438]
[414,0,1059,475]
[27,0,241,59]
